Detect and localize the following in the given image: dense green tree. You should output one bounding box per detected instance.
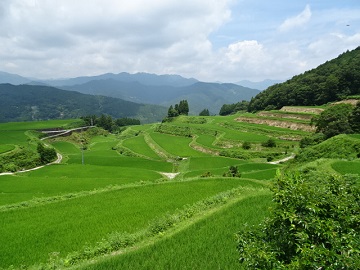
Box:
[115,117,140,127]
[219,100,249,115]
[199,108,210,116]
[237,172,360,269]
[167,100,189,117]
[97,114,113,131]
[37,143,57,164]
[248,47,360,111]
[223,165,241,177]
[349,101,360,133]
[261,138,276,148]
[312,103,354,138]
[81,115,140,132]
[242,141,251,150]
[178,100,189,115]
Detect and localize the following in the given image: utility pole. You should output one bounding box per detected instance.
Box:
[81,145,84,165]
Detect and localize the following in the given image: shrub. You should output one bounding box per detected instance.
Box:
[37,143,57,164]
[261,138,276,148]
[237,171,360,269]
[201,171,213,178]
[312,103,354,138]
[242,141,251,150]
[223,166,241,177]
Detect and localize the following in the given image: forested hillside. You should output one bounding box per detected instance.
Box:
[0,84,167,123]
[61,80,259,115]
[248,46,360,111]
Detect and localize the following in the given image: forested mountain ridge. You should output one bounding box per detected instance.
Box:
[0,84,167,123]
[61,80,260,115]
[248,46,360,111]
[0,71,260,115]
[43,72,198,87]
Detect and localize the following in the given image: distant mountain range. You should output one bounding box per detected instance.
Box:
[0,71,261,116]
[58,78,260,115]
[0,71,32,85]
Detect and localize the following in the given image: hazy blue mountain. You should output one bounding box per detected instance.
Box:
[0,71,261,115]
[62,79,260,115]
[0,71,31,85]
[236,79,283,90]
[0,84,167,123]
[43,72,198,87]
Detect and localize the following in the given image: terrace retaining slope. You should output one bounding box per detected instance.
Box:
[257,111,313,121]
[235,117,315,132]
[280,106,324,114]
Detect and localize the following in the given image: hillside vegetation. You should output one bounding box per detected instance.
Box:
[248,46,360,111]
[0,84,167,123]
[0,103,359,269]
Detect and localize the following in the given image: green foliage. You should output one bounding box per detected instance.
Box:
[0,84,166,123]
[248,46,360,111]
[299,133,325,148]
[296,134,360,162]
[223,165,242,177]
[242,141,251,150]
[37,143,57,164]
[219,100,249,115]
[0,147,41,173]
[81,114,140,132]
[199,108,210,116]
[167,100,189,118]
[261,138,277,147]
[312,103,354,138]
[349,101,360,133]
[237,171,360,269]
[201,171,213,177]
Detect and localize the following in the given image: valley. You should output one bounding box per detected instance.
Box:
[0,104,359,269]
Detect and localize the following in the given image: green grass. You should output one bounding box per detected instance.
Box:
[0,164,165,205]
[0,115,306,269]
[331,160,360,175]
[0,178,261,268]
[0,144,15,154]
[150,132,208,157]
[188,156,246,171]
[122,135,162,160]
[184,161,279,179]
[242,168,278,180]
[0,130,29,145]
[194,134,216,148]
[0,119,80,131]
[79,194,272,270]
[52,141,80,155]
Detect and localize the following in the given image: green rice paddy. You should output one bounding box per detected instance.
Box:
[2,112,347,269]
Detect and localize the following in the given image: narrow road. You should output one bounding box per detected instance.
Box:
[0,126,91,176]
[268,153,295,164]
[0,153,63,176]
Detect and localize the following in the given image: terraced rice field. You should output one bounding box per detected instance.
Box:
[0,112,320,269]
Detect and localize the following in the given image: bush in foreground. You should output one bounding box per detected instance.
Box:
[237,171,360,269]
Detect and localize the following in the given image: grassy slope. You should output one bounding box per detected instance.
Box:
[0,178,260,267]
[0,112,327,269]
[80,194,272,270]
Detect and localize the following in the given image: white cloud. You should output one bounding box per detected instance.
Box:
[0,0,232,78]
[0,1,359,83]
[279,4,312,32]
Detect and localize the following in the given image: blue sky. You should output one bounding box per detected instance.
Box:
[0,0,359,82]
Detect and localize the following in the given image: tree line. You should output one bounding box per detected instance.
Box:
[247,46,360,111]
[81,114,140,132]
